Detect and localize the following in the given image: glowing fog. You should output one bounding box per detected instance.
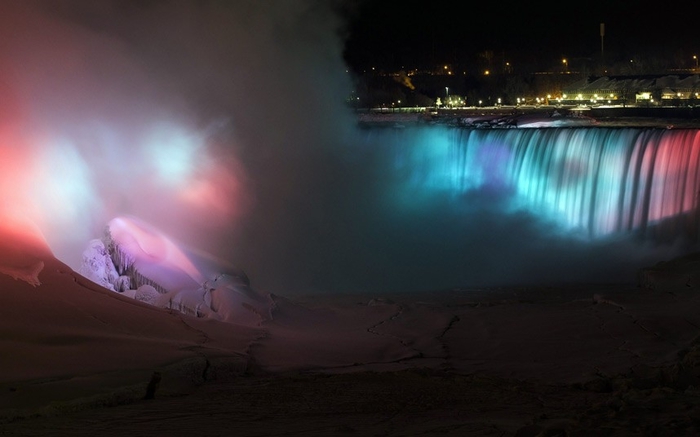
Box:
[0,1,697,296]
[0,0,354,282]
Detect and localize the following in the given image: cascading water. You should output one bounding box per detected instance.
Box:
[363,126,700,242]
[302,125,700,294]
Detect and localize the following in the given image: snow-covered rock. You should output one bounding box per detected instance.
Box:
[133,284,160,305]
[79,215,272,326]
[79,239,119,291]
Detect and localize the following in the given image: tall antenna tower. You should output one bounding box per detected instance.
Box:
[600,23,605,72]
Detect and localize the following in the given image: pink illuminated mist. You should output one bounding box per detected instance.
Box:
[0,0,355,286]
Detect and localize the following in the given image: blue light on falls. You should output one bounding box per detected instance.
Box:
[237,125,700,295]
[362,126,700,240]
[324,126,700,292]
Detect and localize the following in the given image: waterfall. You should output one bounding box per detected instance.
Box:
[368,126,700,243]
[216,125,700,294]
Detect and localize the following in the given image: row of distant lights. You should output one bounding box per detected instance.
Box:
[512,94,617,104]
[544,93,618,104]
[349,54,700,109]
[515,97,555,104]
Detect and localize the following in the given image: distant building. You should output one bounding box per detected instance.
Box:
[558,74,700,106]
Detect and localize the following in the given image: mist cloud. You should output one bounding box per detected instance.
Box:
[0,1,681,296]
[0,0,356,276]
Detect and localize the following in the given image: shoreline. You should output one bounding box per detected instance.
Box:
[356,106,700,129]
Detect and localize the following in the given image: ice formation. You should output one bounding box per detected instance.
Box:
[79,216,272,326]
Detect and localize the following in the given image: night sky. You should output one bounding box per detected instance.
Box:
[343,0,699,72]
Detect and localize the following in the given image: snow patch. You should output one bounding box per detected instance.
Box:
[0,260,44,287]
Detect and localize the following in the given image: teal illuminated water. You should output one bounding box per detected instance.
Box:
[367,126,700,239]
[240,125,700,294]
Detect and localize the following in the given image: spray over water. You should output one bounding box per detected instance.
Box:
[0,1,696,296]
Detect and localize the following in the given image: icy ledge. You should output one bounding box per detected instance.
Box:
[79,216,272,327]
[0,261,44,287]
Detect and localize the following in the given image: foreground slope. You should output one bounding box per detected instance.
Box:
[0,214,262,413]
[4,211,700,434]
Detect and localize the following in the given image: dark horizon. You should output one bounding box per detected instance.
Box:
[343,0,699,74]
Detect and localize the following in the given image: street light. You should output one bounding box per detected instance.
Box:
[562,58,568,72]
[694,55,698,70]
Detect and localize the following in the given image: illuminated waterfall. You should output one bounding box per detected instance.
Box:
[370,126,700,241]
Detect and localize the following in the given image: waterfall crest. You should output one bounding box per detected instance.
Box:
[375,126,700,242]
